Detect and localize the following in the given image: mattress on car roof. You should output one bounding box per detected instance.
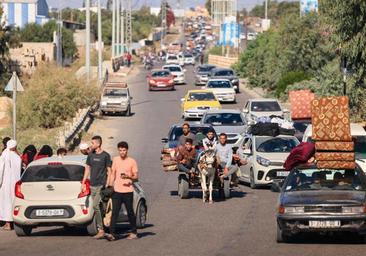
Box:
[289,90,314,120]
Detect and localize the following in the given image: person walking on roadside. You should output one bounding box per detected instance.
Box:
[126,52,132,67]
[1,137,10,153]
[81,136,112,239]
[0,140,21,231]
[34,145,53,160]
[106,141,138,241]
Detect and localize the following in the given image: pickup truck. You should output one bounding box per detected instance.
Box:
[100,82,132,116]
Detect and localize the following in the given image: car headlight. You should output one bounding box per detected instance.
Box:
[168,79,174,84]
[256,156,271,167]
[284,206,305,214]
[149,80,156,84]
[342,206,365,214]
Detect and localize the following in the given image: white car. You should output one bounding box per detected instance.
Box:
[302,123,366,171]
[203,79,236,103]
[12,156,147,236]
[166,55,184,66]
[163,64,186,84]
[242,99,288,124]
[184,54,195,65]
[238,135,299,188]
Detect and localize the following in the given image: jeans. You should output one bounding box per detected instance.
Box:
[178,163,193,173]
[110,192,137,236]
[220,162,238,178]
[90,186,103,230]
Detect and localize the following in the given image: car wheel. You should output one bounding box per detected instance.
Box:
[126,106,131,116]
[178,175,189,199]
[100,110,105,116]
[148,86,152,91]
[250,169,257,189]
[223,178,231,199]
[14,223,32,236]
[277,224,291,243]
[86,215,98,236]
[136,200,147,229]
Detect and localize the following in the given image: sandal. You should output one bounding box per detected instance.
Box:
[105,234,116,241]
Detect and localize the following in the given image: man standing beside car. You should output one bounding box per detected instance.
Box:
[81,135,112,239]
[106,141,138,241]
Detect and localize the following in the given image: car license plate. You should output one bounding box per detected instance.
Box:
[277,171,290,177]
[157,83,166,87]
[35,209,64,217]
[309,220,341,228]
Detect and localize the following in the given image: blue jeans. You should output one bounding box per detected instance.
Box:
[178,163,193,173]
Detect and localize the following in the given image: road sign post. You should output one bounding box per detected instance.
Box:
[5,72,24,140]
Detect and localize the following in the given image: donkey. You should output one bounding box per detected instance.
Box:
[197,149,220,204]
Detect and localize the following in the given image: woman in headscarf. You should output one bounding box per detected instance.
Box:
[34,145,53,160]
[21,144,37,168]
[0,140,21,230]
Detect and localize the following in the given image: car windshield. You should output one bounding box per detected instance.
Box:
[213,70,234,76]
[103,89,127,97]
[187,92,216,101]
[203,113,244,126]
[170,126,215,141]
[251,101,281,112]
[207,80,232,88]
[152,71,170,77]
[164,66,181,72]
[22,164,84,182]
[198,66,214,72]
[293,121,310,133]
[284,168,366,192]
[256,137,299,153]
[184,54,193,58]
[168,56,177,60]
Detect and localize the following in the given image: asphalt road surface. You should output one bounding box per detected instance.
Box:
[1,63,366,256]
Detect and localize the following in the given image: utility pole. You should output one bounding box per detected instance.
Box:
[116,0,120,56]
[97,0,102,82]
[265,0,268,20]
[121,0,125,55]
[126,0,132,53]
[86,0,91,83]
[112,0,116,58]
[161,0,167,48]
[57,7,63,66]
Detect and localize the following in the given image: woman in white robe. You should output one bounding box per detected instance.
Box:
[0,140,21,230]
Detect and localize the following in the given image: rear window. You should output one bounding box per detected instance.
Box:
[22,164,84,182]
[213,70,234,76]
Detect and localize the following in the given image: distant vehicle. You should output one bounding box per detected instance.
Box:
[100,82,132,116]
[242,99,288,123]
[203,79,236,103]
[166,54,184,66]
[275,164,366,243]
[237,135,300,188]
[247,32,258,41]
[194,64,216,86]
[303,123,366,172]
[181,90,221,120]
[184,53,195,65]
[12,156,147,236]
[210,68,240,93]
[201,109,247,146]
[147,69,175,91]
[163,64,186,85]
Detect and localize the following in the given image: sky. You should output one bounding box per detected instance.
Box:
[47,0,289,11]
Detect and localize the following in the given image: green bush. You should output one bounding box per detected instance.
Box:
[276,71,311,97]
[209,46,224,56]
[17,64,99,129]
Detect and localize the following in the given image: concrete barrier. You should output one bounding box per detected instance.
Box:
[208,54,238,69]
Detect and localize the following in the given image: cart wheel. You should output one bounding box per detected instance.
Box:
[178,175,189,199]
[223,178,231,199]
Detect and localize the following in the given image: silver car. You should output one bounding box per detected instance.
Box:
[100,83,132,116]
[201,109,247,145]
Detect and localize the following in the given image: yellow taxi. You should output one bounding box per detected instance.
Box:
[181,89,221,119]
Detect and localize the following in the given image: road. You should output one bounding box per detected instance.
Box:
[1,63,366,256]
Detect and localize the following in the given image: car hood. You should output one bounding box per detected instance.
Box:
[211,125,246,135]
[150,76,172,82]
[282,190,366,205]
[183,101,221,110]
[256,152,290,163]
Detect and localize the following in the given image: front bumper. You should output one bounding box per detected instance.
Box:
[149,83,174,90]
[100,104,128,112]
[253,164,288,185]
[278,214,366,235]
[173,76,185,84]
[183,110,207,119]
[216,94,236,102]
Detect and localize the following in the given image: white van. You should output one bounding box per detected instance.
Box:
[302,123,366,171]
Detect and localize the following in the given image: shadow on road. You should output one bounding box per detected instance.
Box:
[170,189,247,201]
[284,232,366,245]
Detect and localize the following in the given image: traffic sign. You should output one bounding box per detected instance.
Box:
[5,72,24,92]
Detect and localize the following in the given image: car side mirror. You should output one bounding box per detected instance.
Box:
[243,149,251,155]
[161,137,168,143]
[243,108,249,114]
[271,180,283,193]
[283,108,289,113]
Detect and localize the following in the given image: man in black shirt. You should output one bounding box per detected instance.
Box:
[81,136,112,239]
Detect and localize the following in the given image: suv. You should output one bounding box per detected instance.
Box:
[194,64,216,86]
[100,82,132,116]
[242,99,288,124]
[12,156,147,236]
[210,68,240,93]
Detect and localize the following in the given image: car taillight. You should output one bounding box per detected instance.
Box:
[149,79,156,84]
[15,181,24,199]
[78,179,91,198]
[278,205,285,214]
[81,205,88,215]
[13,206,20,216]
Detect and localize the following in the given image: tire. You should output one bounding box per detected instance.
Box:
[125,106,131,116]
[178,175,189,199]
[277,224,291,243]
[86,215,98,236]
[250,169,257,189]
[100,110,105,116]
[223,178,231,198]
[14,223,32,236]
[136,200,147,229]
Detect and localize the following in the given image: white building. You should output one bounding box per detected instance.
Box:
[0,0,49,28]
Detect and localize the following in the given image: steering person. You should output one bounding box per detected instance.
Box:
[216,133,238,182]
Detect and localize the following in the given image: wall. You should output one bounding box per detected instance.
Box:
[208,54,238,69]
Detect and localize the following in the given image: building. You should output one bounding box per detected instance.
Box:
[0,0,49,28]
